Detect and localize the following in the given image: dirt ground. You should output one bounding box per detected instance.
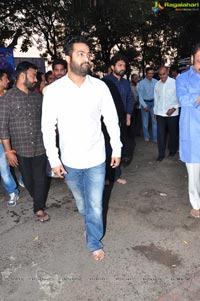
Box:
[1,137,200,301]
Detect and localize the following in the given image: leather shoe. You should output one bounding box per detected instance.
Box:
[168,152,176,157]
[156,156,164,162]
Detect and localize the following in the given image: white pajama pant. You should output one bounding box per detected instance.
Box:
[186,163,200,210]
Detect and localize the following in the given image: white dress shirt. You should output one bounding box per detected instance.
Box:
[154,77,179,117]
[42,74,122,169]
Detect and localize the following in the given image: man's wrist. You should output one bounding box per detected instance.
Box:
[5,149,16,155]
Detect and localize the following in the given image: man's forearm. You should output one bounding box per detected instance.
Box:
[2,139,18,166]
[2,139,12,152]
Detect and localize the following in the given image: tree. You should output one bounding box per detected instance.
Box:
[1,0,72,61]
[1,0,199,72]
[0,0,25,48]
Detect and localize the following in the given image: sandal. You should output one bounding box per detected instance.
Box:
[35,211,50,223]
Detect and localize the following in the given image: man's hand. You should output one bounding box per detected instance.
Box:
[166,108,176,116]
[195,96,200,105]
[126,114,131,126]
[52,165,67,178]
[6,153,18,167]
[144,106,149,112]
[110,157,121,168]
[2,140,18,166]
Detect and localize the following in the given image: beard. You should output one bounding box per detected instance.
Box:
[25,75,36,90]
[70,60,90,77]
[113,69,126,77]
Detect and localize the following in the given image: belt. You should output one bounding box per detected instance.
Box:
[144,99,154,102]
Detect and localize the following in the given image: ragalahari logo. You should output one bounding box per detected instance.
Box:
[152,1,165,12]
[152,1,199,12]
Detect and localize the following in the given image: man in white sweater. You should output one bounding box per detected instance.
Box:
[42,35,122,261]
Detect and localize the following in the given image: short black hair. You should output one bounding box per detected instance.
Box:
[145,67,154,74]
[131,73,138,80]
[0,69,7,80]
[170,65,179,73]
[16,61,37,80]
[63,35,89,56]
[52,58,67,70]
[36,71,44,82]
[191,42,200,56]
[45,70,53,82]
[110,53,128,67]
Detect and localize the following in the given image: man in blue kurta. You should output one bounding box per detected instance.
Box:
[176,42,200,218]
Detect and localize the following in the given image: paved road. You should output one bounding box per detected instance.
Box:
[1,138,200,301]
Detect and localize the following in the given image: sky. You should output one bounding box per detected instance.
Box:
[13,38,41,58]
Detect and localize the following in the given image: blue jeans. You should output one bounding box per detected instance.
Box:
[0,143,18,195]
[64,162,105,252]
[141,101,157,142]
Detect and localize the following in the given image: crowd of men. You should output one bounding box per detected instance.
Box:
[0,36,200,260]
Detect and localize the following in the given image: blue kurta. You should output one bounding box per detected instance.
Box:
[176,66,200,163]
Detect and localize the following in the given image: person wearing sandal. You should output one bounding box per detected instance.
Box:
[42,35,121,260]
[0,61,50,222]
[176,43,200,219]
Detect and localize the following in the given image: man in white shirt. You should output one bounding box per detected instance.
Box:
[154,66,179,161]
[42,35,122,261]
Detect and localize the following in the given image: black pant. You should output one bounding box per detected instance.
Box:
[132,108,143,137]
[157,115,179,157]
[17,154,49,213]
[120,118,136,159]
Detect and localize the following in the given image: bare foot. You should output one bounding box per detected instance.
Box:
[190,209,200,218]
[92,249,105,261]
[116,178,127,184]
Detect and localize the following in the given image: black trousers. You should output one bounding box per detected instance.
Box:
[17,154,49,213]
[121,119,136,159]
[131,107,143,137]
[157,115,179,157]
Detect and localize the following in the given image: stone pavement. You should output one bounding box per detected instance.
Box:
[0,137,200,301]
[157,272,200,301]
